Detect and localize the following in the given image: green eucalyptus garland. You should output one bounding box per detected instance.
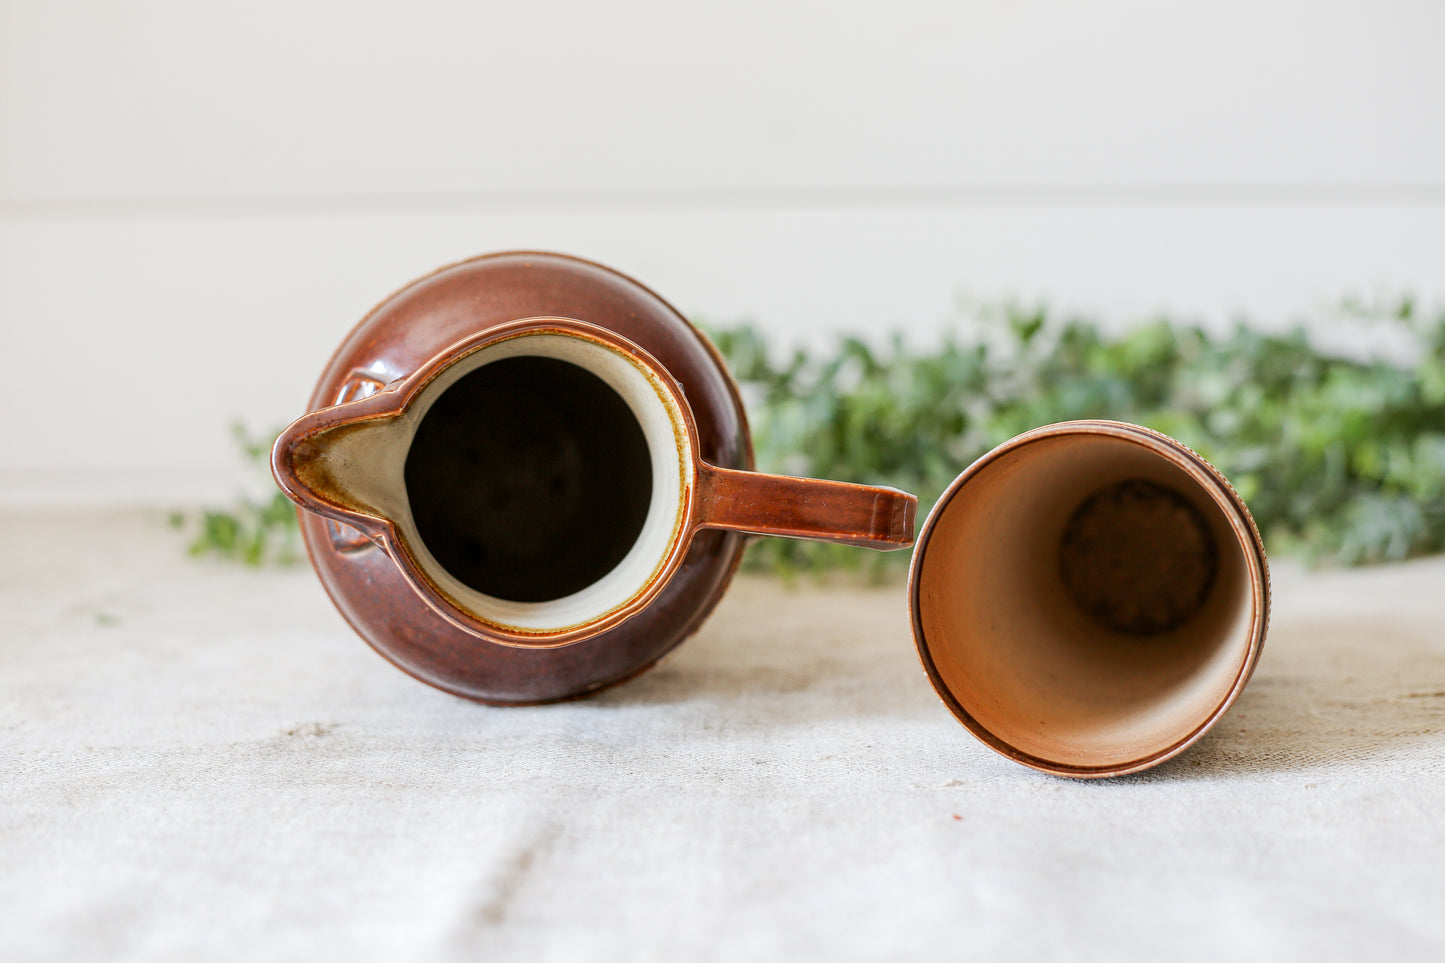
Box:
[179,298,1445,576]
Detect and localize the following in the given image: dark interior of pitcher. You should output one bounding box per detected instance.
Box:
[404,356,653,603]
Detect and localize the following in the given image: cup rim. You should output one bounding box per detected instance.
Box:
[907,419,1271,777]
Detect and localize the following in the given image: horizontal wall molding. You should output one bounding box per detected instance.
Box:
[7,4,1443,199]
[6,184,1445,222]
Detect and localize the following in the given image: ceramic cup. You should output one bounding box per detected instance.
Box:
[908,420,1269,777]
[274,314,915,663]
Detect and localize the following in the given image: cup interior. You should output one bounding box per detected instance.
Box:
[914,429,1263,773]
[372,330,690,634]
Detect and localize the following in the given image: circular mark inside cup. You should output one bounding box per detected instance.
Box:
[1059,479,1218,635]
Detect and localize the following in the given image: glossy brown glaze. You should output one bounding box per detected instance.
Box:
[697,465,915,549]
[287,254,752,703]
[908,420,1269,778]
[277,253,917,704]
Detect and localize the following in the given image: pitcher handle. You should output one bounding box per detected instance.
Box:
[695,464,916,550]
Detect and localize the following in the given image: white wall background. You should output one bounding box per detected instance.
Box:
[3,0,1443,505]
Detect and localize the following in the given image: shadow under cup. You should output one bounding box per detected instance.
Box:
[911,422,1269,777]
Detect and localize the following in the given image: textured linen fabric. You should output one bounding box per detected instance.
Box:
[2,510,1443,962]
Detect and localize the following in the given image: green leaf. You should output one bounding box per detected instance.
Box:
[181,296,1445,576]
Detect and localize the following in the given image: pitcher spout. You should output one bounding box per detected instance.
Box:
[271,392,411,540]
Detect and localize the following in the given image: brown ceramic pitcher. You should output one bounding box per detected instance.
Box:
[272,252,916,704]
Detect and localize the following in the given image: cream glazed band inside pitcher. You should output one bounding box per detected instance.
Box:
[304,329,692,635]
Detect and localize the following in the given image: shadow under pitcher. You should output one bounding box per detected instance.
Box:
[271,251,917,704]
